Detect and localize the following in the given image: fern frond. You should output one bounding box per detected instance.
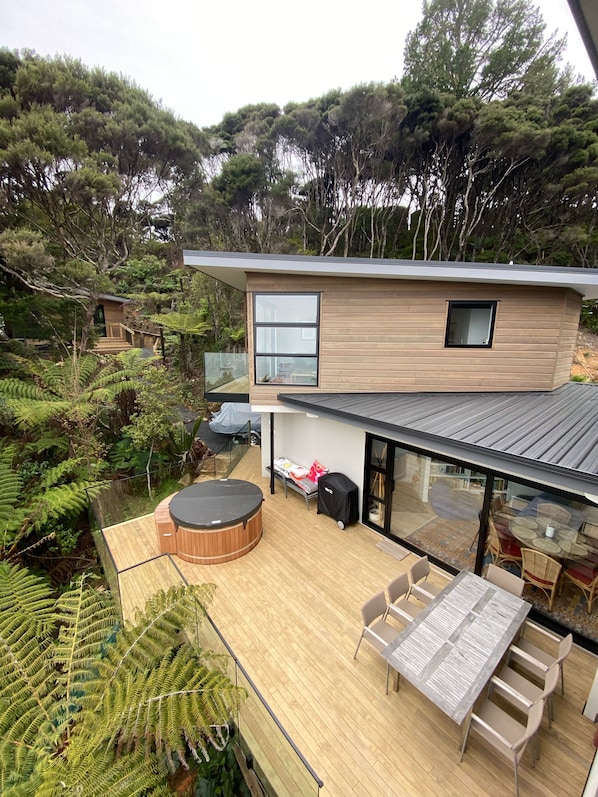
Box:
[85,645,242,769]
[0,562,54,626]
[0,459,22,526]
[0,378,56,402]
[24,482,98,531]
[38,745,171,797]
[98,584,216,688]
[52,576,117,730]
[37,457,87,488]
[1,397,70,430]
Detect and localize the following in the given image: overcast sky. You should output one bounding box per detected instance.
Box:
[2,0,595,129]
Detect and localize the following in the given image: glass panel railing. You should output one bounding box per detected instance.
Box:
[205,352,249,394]
[192,613,323,797]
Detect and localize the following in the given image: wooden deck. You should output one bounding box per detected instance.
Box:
[102,447,598,797]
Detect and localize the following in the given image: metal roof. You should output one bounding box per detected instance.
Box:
[183,250,598,300]
[278,383,598,497]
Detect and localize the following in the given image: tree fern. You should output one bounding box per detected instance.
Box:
[0,564,244,795]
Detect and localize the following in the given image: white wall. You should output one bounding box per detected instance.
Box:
[260,410,365,500]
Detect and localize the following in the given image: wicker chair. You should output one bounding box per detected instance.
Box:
[521,548,562,611]
[536,502,571,527]
[486,517,522,571]
[561,561,598,614]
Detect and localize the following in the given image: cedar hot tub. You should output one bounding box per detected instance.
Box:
[168,479,263,564]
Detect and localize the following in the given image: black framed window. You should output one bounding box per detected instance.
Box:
[254,293,319,386]
[94,304,107,337]
[445,301,497,348]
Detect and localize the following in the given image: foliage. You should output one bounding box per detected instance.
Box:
[193,744,251,797]
[0,49,207,349]
[0,441,99,560]
[0,564,244,797]
[402,0,566,101]
[0,349,144,467]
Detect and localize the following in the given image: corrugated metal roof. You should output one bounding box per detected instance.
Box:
[278,383,598,495]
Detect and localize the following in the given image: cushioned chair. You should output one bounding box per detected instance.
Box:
[353,591,399,693]
[486,517,522,571]
[561,561,598,614]
[384,573,423,625]
[459,697,544,797]
[521,548,561,611]
[484,563,525,597]
[407,556,443,604]
[510,625,572,697]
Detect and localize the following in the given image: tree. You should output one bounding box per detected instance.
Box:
[0,349,143,468]
[0,563,243,796]
[402,0,567,101]
[0,50,206,350]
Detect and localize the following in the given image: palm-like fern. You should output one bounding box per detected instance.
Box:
[0,564,242,797]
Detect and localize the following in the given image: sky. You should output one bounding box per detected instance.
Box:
[2,0,596,129]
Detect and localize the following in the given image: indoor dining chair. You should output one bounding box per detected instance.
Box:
[520,548,561,611]
[353,591,399,693]
[460,697,544,797]
[560,560,598,614]
[384,573,422,625]
[486,517,523,571]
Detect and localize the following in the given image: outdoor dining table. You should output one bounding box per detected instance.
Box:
[509,516,590,559]
[381,569,530,726]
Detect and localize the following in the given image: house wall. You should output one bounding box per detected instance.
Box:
[247,274,582,404]
[260,411,365,503]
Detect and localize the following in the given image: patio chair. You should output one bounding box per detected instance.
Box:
[407,556,443,604]
[484,563,525,597]
[536,502,571,527]
[560,561,598,614]
[510,627,573,697]
[492,659,560,730]
[486,517,522,571]
[459,697,544,797]
[353,591,399,692]
[520,548,561,611]
[383,573,422,625]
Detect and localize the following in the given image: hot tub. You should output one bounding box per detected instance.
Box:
[168,479,263,564]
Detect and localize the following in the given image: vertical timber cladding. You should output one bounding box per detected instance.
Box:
[246,273,581,404]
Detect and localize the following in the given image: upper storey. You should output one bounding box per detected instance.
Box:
[183,251,598,400]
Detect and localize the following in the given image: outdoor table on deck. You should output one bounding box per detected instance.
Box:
[381,570,530,726]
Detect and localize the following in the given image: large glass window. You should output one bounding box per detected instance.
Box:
[445,301,497,348]
[254,293,319,386]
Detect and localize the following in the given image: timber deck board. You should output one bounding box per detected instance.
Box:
[101,447,598,797]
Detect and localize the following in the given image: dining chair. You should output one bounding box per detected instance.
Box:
[560,561,598,614]
[484,563,525,597]
[486,517,523,571]
[520,548,562,611]
[459,697,544,797]
[384,573,422,624]
[510,626,573,696]
[353,591,399,693]
[536,502,571,527]
[492,659,560,729]
[407,556,443,604]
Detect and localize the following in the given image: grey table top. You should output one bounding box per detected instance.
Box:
[382,569,530,724]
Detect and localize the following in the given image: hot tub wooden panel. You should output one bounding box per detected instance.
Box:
[176,506,262,564]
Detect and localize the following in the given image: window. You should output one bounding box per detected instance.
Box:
[445,301,497,348]
[254,293,319,386]
[94,304,107,337]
